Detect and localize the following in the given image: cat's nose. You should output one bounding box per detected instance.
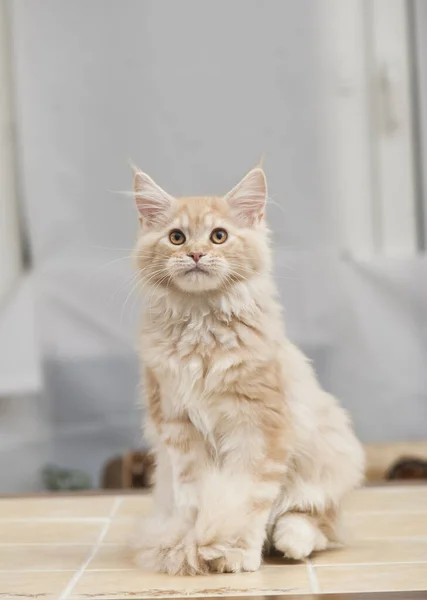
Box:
[188,252,206,263]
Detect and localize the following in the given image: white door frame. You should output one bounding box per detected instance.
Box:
[0,1,22,305]
[319,0,420,258]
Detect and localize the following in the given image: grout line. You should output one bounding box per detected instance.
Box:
[3,535,427,547]
[345,509,427,515]
[3,559,427,575]
[0,516,137,523]
[1,512,423,522]
[0,517,110,523]
[0,568,136,573]
[0,568,137,573]
[313,560,427,568]
[58,496,123,600]
[0,542,123,546]
[356,536,427,541]
[305,559,320,594]
[3,510,427,522]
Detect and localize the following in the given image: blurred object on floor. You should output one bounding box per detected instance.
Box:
[387,458,427,480]
[100,445,427,488]
[365,442,427,482]
[101,450,154,489]
[42,464,92,491]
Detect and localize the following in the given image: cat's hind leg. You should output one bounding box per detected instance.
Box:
[270,389,364,560]
[271,510,331,560]
[269,445,360,560]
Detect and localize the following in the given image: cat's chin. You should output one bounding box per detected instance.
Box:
[173,271,224,293]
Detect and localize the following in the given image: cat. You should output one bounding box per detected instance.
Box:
[132,166,364,575]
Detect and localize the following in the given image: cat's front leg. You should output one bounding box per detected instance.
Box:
[144,368,203,516]
[193,391,291,573]
[161,415,205,516]
[138,416,210,575]
[135,371,205,573]
[138,406,283,576]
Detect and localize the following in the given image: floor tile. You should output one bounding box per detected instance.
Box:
[71,565,310,599]
[347,511,427,539]
[0,570,71,599]
[0,496,116,518]
[104,518,136,544]
[90,544,134,570]
[0,520,104,544]
[0,487,426,597]
[312,538,427,565]
[316,563,427,593]
[115,495,153,518]
[343,487,427,513]
[0,544,91,571]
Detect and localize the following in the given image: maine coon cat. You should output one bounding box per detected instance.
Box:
[132,166,364,575]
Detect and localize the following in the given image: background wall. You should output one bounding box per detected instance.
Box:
[1,0,425,490]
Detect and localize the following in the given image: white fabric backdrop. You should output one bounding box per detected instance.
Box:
[9,0,427,485]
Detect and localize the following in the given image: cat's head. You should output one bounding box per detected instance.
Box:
[133,168,270,294]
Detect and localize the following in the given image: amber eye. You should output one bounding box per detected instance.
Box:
[210,228,228,244]
[169,229,186,245]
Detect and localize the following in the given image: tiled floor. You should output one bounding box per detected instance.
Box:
[0,486,426,599]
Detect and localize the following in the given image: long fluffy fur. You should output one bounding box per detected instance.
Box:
[132,168,365,575]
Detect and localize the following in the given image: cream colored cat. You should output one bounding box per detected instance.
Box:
[132,167,364,576]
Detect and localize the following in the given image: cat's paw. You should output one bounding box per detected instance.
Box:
[138,539,209,575]
[146,539,260,575]
[133,514,206,575]
[133,515,263,575]
[273,513,328,560]
[199,543,261,573]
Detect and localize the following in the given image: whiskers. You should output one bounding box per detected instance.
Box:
[123,264,172,324]
[228,258,299,283]
[102,254,170,325]
[104,251,298,329]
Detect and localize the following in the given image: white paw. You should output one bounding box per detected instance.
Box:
[133,514,205,575]
[133,514,263,575]
[200,544,261,573]
[273,513,328,560]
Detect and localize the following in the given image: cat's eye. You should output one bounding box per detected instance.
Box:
[169,229,186,245]
[210,228,228,244]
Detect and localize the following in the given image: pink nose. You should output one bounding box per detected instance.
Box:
[188,252,205,263]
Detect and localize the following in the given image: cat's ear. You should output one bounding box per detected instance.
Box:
[225,168,267,226]
[133,169,173,228]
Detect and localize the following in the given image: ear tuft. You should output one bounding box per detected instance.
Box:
[225,168,267,226]
[133,170,173,228]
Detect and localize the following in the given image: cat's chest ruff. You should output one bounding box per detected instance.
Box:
[152,312,241,368]
[144,302,268,404]
[168,318,237,385]
[148,312,244,411]
[176,313,239,354]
